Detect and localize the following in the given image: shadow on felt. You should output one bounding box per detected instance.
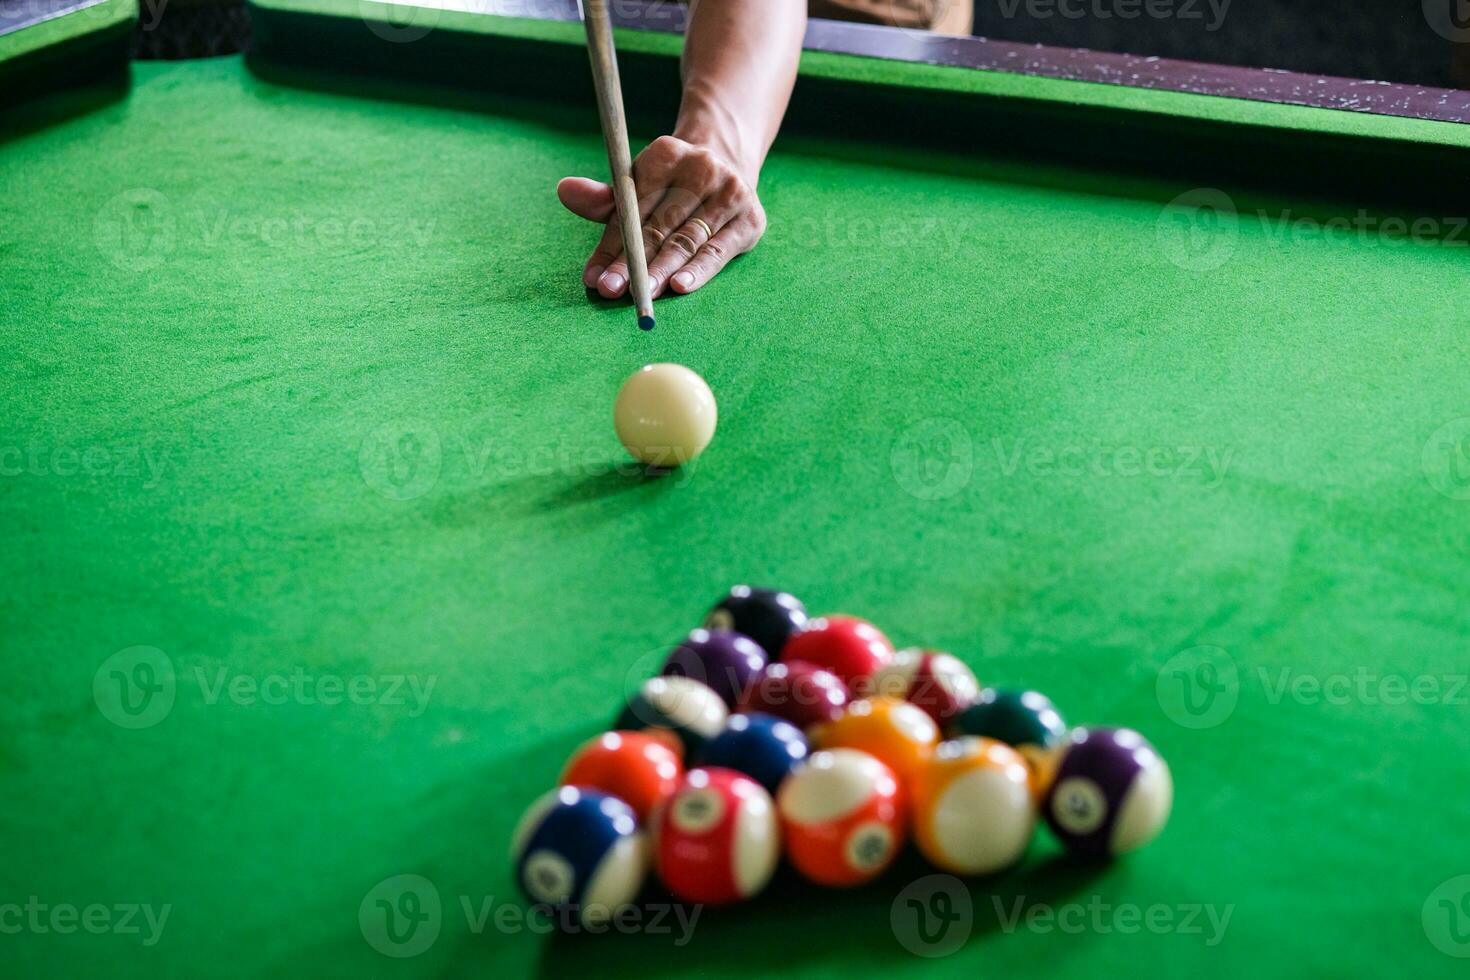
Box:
[530,844,1108,977]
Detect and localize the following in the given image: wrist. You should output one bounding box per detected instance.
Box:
[674,87,764,184]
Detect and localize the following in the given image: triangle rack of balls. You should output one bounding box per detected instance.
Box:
[512,586,1173,928]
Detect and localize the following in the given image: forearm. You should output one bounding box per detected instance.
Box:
[676,0,805,183]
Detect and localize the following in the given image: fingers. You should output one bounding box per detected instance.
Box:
[585,222,624,289]
[640,188,702,268]
[641,153,743,295]
[590,139,685,297]
[557,177,615,222]
[579,135,768,299]
[669,217,762,295]
[631,137,685,222]
[646,208,717,296]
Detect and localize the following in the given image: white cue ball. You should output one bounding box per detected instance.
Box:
[614,363,718,467]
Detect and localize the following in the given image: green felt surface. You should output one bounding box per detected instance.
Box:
[3,53,1470,980]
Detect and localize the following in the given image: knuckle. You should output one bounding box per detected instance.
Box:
[703,240,730,262]
[667,230,700,255]
[650,135,681,157]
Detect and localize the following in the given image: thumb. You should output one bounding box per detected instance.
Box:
[557,177,615,222]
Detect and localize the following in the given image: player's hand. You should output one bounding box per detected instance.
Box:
[558,135,767,299]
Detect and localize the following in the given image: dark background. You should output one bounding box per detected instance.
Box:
[131,0,1469,89]
[968,0,1464,88]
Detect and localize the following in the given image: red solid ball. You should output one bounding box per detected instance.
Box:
[782,616,895,695]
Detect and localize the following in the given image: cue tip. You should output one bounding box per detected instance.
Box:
[638,312,655,331]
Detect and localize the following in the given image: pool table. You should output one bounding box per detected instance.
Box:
[4,1,1470,977]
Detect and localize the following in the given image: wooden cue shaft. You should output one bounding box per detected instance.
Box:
[581,0,655,327]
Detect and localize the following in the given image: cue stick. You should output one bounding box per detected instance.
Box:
[581,0,656,331]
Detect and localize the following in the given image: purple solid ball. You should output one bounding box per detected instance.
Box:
[660,629,768,708]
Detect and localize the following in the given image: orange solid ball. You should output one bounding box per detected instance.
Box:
[810,696,940,790]
[560,731,684,821]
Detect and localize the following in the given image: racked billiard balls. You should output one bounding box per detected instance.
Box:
[1041,727,1173,859]
[736,660,848,731]
[703,585,808,659]
[870,648,981,725]
[660,628,767,708]
[695,712,809,796]
[654,767,780,905]
[616,675,728,759]
[511,786,647,926]
[911,737,1035,875]
[810,695,939,788]
[952,688,1067,776]
[781,615,894,694]
[777,748,906,887]
[614,363,717,468]
[560,730,683,821]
